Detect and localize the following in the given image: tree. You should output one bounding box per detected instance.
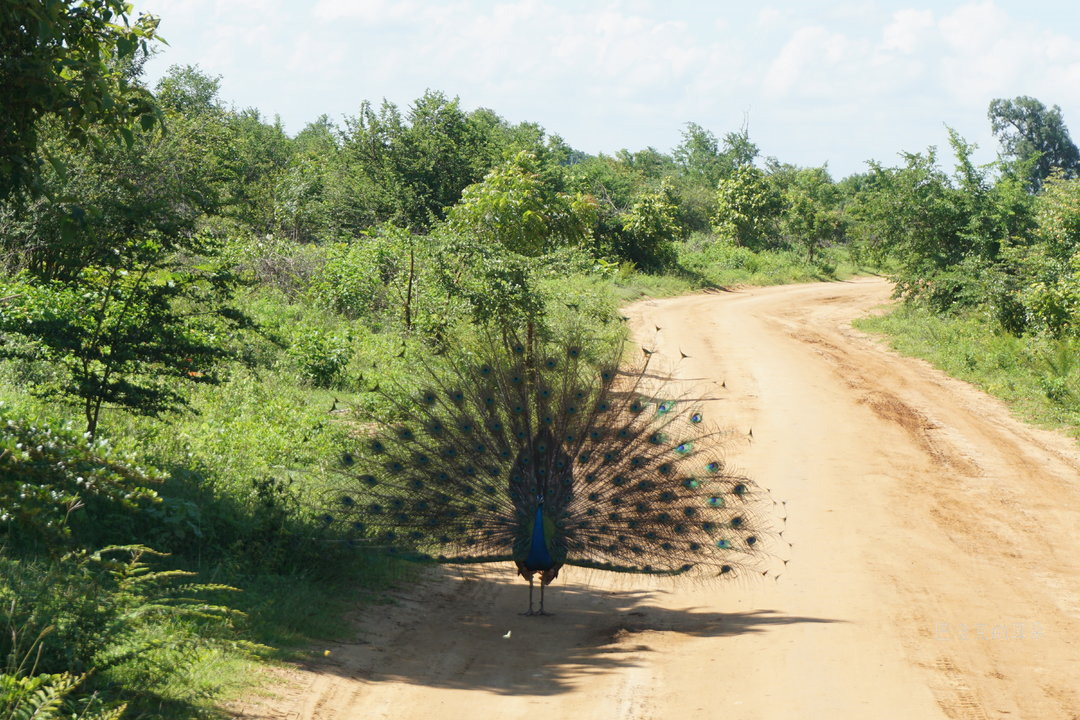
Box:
[777,167,845,263]
[713,165,782,249]
[617,180,681,271]
[0,0,163,197]
[989,96,1080,191]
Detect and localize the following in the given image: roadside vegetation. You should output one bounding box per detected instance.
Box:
[2,3,1079,719]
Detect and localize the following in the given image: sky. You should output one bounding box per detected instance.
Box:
[135,0,1080,178]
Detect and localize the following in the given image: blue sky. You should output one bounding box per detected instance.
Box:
[137,0,1080,178]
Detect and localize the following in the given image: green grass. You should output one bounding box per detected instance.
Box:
[613,236,870,303]
[856,304,1080,439]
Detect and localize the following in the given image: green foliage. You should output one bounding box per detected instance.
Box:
[0,404,160,549]
[616,180,680,270]
[0,250,244,437]
[713,165,782,249]
[1,547,243,719]
[447,151,595,256]
[288,328,352,389]
[989,96,1080,191]
[774,166,846,263]
[0,0,163,197]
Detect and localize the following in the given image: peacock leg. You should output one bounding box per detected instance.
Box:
[520,575,536,615]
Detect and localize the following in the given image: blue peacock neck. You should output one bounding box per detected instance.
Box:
[524,501,556,571]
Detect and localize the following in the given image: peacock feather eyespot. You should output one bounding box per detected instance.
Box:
[472,442,487,454]
[584,472,597,483]
[706,496,725,508]
[656,512,672,523]
[690,412,703,424]
[441,446,458,459]
[595,401,610,412]
[369,439,386,454]
[734,483,748,495]
[512,344,525,355]
[659,490,676,502]
[461,486,476,497]
[479,364,493,376]
[602,451,616,463]
[541,415,555,425]
[689,541,701,551]
[427,420,445,436]
[675,443,693,455]
[657,462,673,475]
[612,475,627,487]
[566,405,578,415]
[634,501,649,513]
[397,427,415,441]
[609,512,622,522]
[351,521,365,532]
[720,565,732,574]
[544,357,558,370]
[390,498,405,510]
[510,373,524,385]
[611,497,623,506]
[617,426,632,439]
[485,466,500,477]
[458,420,474,434]
[658,401,674,414]
[449,389,465,403]
[485,503,497,512]
[673,523,686,534]
[369,503,384,514]
[635,479,655,492]
[341,452,355,467]
[361,474,379,487]
[746,536,757,546]
[436,471,451,482]
[483,484,497,495]
[483,395,495,406]
[409,530,424,540]
[487,420,503,433]
[702,521,716,532]
[420,390,438,406]
[629,455,644,467]
[511,403,525,414]
[568,346,581,358]
[585,508,597,517]
[414,453,431,467]
[462,465,477,477]
[539,386,552,398]
[629,400,644,413]
[649,432,667,445]
[682,477,699,489]
[730,516,744,528]
[705,461,721,473]
[683,506,697,517]
[339,495,355,507]
[320,514,334,524]
[716,538,732,549]
[385,460,405,473]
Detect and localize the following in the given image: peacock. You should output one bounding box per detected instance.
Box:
[330,326,782,615]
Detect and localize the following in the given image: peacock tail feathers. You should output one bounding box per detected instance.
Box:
[329,327,781,581]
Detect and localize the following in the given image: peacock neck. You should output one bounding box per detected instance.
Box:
[524,502,555,571]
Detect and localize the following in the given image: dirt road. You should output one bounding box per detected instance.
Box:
[237,278,1080,720]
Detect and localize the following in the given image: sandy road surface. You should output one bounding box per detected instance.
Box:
[235,278,1080,720]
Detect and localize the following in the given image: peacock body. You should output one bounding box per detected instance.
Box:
[332,329,780,614]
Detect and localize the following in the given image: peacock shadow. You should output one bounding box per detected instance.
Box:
[316,565,842,697]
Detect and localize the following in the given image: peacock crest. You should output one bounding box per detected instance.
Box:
[330,327,784,614]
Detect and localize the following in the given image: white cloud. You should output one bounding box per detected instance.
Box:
[881,8,934,54]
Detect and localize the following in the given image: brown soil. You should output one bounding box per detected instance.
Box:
[233,278,1080,720]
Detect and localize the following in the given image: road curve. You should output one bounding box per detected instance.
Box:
[234,277,1080,720]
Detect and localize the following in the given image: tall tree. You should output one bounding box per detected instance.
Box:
[0,0,163,197]
[989,96,1080,191]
